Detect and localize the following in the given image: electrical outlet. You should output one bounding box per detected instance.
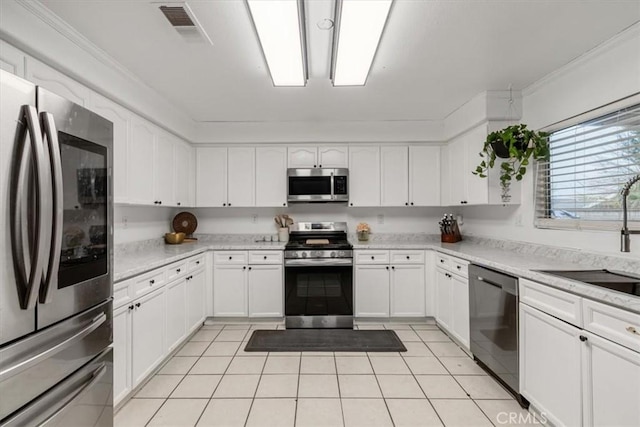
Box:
[377,214,384,224]
[251,214,258,224]
[122,216,128,229]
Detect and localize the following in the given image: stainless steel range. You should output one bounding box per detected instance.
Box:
[284,222,354,329]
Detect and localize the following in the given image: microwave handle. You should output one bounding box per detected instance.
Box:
[330,172,334,199]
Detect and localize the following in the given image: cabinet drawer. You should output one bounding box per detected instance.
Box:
[520,278,582,327]
[214,251,248,265]
[249,250,283,265]
[390,250,424,264]
[133,270,166,298]
[356,250,390,265]
[166,260,188,282]
[583,299,640,352]
[450,258,469,278]
[187,254,206,271]
[113,281,131,309]
[435,253,450,268]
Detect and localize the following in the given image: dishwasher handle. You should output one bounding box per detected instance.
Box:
[476,276,518,296]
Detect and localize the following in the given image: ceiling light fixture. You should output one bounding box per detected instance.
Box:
[331,0,393,86]
[246,0,307,87]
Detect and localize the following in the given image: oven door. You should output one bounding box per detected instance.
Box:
[284,259,353,328]
[36,87,113,329]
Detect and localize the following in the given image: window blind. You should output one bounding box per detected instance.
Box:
[535,103,640,231]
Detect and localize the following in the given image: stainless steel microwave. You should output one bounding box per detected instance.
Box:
[287,168,348,203]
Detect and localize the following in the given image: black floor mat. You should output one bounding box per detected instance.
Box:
[244,329,407,352]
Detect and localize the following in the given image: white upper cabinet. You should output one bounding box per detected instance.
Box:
[0,40,25,77]
[439,145,451,206]
[196,147,227,207]
[349,146,380,207]
[256,147,287,207]
[465,130,490,205]
[174,140,193,207]
[448,135,467,206]
[87,93,130,204]
[227,147,255,207]
[25,57,90,106]
[128,117,156,205]
[410,146,441,206]
[154,131,175,206]
[381,146,409,206]
[318,146,348,168]
[288,146,348,168]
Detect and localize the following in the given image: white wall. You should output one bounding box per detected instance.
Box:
[114,206,175,244]
[460,24,640,257]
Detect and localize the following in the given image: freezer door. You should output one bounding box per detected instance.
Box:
[0,300,111,421]
[0,70,39,346]
[1,347,113,427]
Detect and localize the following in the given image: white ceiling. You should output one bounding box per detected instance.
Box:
[39,0,640,123]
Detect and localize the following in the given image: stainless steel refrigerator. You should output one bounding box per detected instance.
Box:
[0,70,113,426]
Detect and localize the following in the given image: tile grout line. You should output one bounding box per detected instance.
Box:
[366,348,397,426]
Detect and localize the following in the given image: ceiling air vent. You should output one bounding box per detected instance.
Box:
[157,2,213,45]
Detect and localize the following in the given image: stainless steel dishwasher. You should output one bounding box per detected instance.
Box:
[469,264,528,407]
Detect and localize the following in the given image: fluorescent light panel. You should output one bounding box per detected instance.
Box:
[247,0,307,86]
[332,0,393,86]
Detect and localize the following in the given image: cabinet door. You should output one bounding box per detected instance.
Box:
[213,265,247,317]
[465,125,489,205]
[519,303,582,427]
[196,147,227,207]
[391,264,425,317]
[154,132,175,206]
[318,146,348,168]
[113,304,131,406]
[583,331,640,427]
[248,264,283,317]
[174,140,193,207]
[227,147,255,207]
[450,273,470,348]
[349,146,380,207]
[25,57,90,106]
[165,278,187,353]
[448,138,466,206]
[439,145,451,206]
[410,146,440,206]
[355,265,390,317]
[0,40,24,77]
[131,288,166,387]
[288,146,317,168]
[435,269,452,330]
[88,94,130,204]
[256,147,287,207]
[187,269,206,331]
[381,146,409,207]
[128,117,156,205]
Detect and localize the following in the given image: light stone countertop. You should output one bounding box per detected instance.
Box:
[115,233,640,314]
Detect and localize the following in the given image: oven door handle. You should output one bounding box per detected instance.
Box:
[285,258,353,267]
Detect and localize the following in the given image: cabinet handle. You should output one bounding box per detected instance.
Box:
[350,203,353,206]
[223,203,226,206]
[243,266,246,270]
[579,335,588,342]
[319,164,322,168]
[176,268,181,273]
[159,201,162,205]
[313,164,317,168]
[177,202,181,206]
[456,265,461,270]
[386,266,389,270]
[135,302,141,308]
[410,202,414,206]
[228,203,232,206]
[248,267,252,270]
[391,266,395,270]
[406,256,410,259]
[405,202,408,206]
[263,256,267,260]
[283,203,286,206]
[196,261,200,265]
[128,305,134,311]
[626,326,639,335]
[229,256,233,260]
[440,259,444,263]
[371,256,375,260]
[149,279,155,284]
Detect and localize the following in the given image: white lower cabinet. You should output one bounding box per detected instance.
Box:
[187,268,206,331]
[519,303,582,427]
[165,278,187,353]
[450,273,470,348]
[213,251,283,318]
[390,264,425,317]
[434,253,470,349]
[520,280,640,427]
[355,250,425,318]
[355,265,390,317]
[112,304,132,405]
[435,268,453,331]
[131,288,166,387]
[248,264,284,317]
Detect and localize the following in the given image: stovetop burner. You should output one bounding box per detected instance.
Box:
[285,222,352,259]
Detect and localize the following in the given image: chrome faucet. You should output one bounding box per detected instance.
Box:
[621,174,640,252]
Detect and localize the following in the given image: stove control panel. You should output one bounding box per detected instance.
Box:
[284,250,353,259]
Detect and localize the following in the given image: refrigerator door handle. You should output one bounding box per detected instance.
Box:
[39,112,63,304]
[10,105,48,310]
[0,313,106,383]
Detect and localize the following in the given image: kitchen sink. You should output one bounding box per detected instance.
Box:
[536,269,640,296]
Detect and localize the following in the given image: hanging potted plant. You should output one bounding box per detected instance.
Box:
[473,124,550,200]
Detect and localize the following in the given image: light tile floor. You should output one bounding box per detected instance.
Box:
[115,322,537,427]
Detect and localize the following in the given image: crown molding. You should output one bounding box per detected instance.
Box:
[523,21,640,97]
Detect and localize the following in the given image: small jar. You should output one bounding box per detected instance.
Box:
[278,227,289,242]
[357,230,369,241]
